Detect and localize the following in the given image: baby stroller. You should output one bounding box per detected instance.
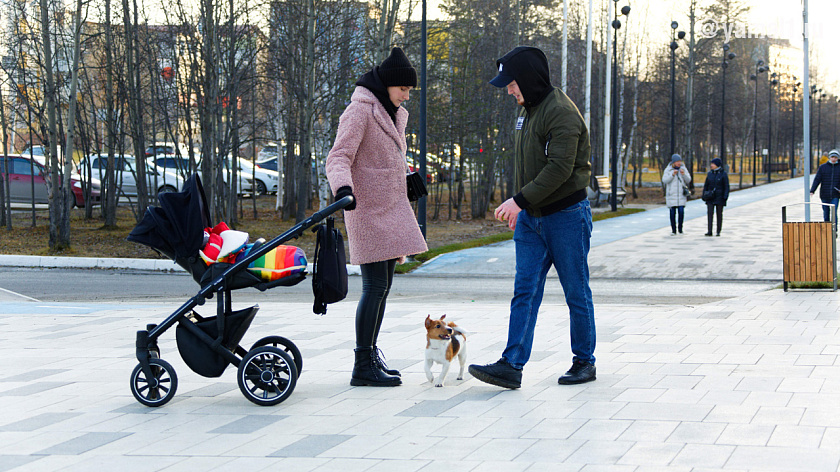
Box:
[127,174,351,407]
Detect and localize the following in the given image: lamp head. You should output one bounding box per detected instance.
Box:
[728,52,736,60]
[621,5,631,15]
[612,19,622,29]
[757,60,764,66]
[723,43,730,51]
[670,41,678,51]
[671,21,678,29]
[678,31,686,40]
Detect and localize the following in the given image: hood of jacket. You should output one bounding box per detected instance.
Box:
[496,46,553,108]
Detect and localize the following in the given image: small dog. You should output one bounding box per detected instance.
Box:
[424,315,468,387]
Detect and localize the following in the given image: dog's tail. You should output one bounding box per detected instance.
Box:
[449,324,469,339]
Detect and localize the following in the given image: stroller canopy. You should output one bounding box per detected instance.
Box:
[128,174,211,261]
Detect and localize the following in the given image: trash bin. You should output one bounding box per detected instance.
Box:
[782,203,837,291]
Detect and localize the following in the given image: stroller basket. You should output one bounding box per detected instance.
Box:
[176,306,258,378]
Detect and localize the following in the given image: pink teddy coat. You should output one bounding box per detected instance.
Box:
[325,86,428,265]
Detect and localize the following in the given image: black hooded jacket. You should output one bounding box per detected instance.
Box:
[495,47,591,216]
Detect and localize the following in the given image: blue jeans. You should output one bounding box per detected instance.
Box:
[821,198,839,228]
[502,200,596,369]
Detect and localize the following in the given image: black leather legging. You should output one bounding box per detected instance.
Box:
[707,204,724,234]
[356,258,397,348]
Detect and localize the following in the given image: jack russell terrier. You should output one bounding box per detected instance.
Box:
[424,315,468,387]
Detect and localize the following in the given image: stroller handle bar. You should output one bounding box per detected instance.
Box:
[197,195,354,297]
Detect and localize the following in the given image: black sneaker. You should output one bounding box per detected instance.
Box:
[468,358,522,389]
[557,361,596,385]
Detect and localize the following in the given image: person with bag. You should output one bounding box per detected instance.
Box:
[325,47,428,387]
[809,149,840,230]
[468,46,596,389]
[662,154,692,235]
[702,157,730,236]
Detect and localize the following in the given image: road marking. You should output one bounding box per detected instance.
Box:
[0,287,40,302]
[487,258,498,263]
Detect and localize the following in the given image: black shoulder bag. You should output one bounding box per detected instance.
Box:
[311,217,348,314]
[406,171,428,201]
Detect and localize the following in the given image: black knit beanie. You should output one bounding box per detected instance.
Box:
[378,47,417,87]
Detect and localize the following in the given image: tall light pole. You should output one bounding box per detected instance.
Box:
[669,21,685,157]
[719,43,736,168]
[791,79,800,179]
[609,1,630,211]
[750,60,766,187]
[817,91,825,162]
[418,0,427,237]
[767,72,778,183]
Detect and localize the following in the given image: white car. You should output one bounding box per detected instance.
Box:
[236,157,279,195]
[78,154,184,197]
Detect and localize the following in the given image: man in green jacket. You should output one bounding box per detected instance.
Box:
[469,46,596,389]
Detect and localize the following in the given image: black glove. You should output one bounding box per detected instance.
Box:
[334,186,356,210]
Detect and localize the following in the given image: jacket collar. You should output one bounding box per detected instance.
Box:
[351,86,407,153]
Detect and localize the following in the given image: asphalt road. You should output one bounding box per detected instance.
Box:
[0,266,774,306]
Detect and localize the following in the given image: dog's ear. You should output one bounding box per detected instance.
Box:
[440,314,446,320]
[425,315,431,328]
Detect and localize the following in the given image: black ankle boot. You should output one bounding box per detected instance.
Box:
[372,346,400,377]
[351,347,401,387]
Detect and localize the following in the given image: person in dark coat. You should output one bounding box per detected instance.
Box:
[702,158,730,236]
[810,149,840,229]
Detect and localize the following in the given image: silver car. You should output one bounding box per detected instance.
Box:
[78,154,184,197]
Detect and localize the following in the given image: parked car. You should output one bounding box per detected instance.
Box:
[257,143,281,161]
[255,156,278,172]
[145,142,187,157]
[224,156,279,195]
[77,154,184,197]
[0,154,100,207]
[20,144,63,167]
[147,155,195,175]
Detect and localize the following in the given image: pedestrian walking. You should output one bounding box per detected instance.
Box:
[809,149,840,229]
[702,157,730,236]
[468,46,596,389]
[662,154,692,235]
[325,47,428,387]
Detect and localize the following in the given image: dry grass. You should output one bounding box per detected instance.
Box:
[0,184,664,259]
[0,196,513,258]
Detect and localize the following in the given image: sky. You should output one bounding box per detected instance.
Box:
[417,0,839,93]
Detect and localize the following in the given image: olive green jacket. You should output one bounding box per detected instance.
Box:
[514,88,591,217]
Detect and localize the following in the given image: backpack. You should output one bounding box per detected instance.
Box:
[311,217,348,314]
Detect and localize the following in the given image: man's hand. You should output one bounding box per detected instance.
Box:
[494,198,522,230]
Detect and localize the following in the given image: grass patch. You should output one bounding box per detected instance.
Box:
[397,206,646,272]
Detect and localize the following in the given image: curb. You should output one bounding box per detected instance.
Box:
[0,255,362,275]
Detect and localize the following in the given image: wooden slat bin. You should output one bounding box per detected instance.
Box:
[782,204,837,291]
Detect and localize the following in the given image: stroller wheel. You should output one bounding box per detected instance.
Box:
[251,336,303,376]
[238,346,297,406]
[130,358,178,407]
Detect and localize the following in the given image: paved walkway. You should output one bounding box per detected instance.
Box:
[2,177,840,471]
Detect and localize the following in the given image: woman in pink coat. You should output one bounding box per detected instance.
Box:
[326,47,428,387]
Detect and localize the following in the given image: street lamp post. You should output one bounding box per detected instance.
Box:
[750,60,766,186]
[767,72,778,183]
[791,79,800,179]
[669,21,685,157]
[609,1,630,211]
[719,43,736,168]
[817,91,825,162]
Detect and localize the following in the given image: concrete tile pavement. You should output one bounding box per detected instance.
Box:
[0,285,839,470]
